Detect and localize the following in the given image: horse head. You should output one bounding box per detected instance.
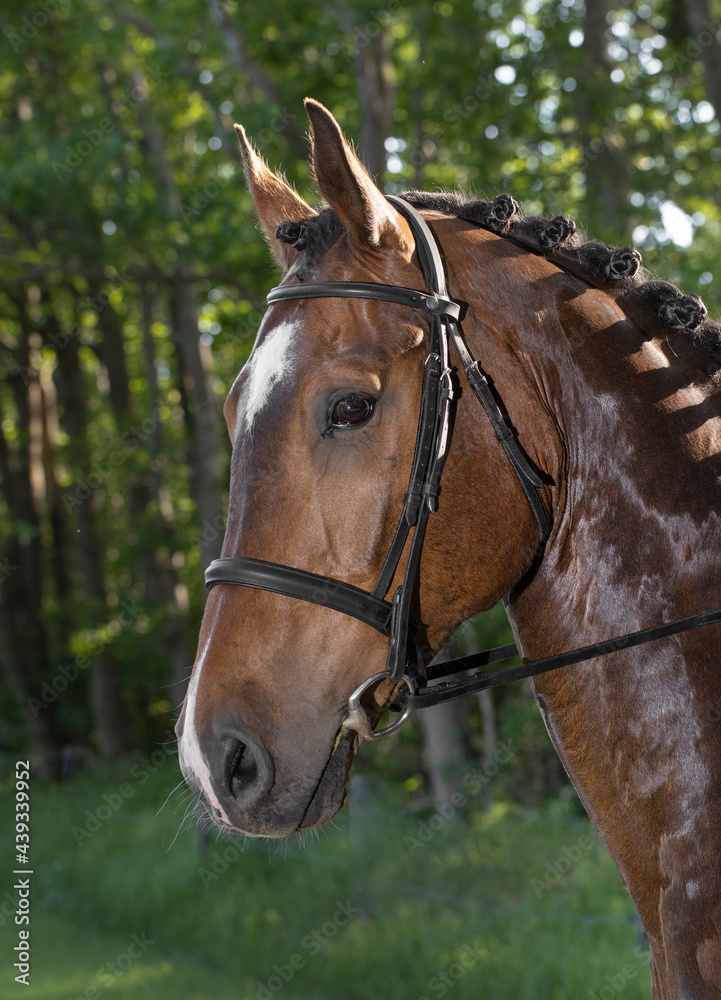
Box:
[175,100,546,836]
[176,98,721,997]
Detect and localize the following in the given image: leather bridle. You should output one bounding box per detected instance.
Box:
[205,196,721,740]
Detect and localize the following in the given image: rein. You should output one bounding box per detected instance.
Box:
[205,197,721,738]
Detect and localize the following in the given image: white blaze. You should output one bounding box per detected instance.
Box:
[179,637,231,825]
[242,320,298,434]
[178,320,298,822]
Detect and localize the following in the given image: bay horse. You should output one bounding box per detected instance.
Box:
[176,99,721,996]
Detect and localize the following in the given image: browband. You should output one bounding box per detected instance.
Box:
[267,281,461,319]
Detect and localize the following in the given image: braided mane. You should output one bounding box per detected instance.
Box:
[275,191,721,379]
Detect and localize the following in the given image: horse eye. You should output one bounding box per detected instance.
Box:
[330,393,375,428]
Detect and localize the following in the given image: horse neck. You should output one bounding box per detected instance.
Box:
[450,230,721,653]
[448,228,721,983]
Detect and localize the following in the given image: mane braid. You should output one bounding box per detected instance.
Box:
[273,190,721,378]
[400,189,721,380]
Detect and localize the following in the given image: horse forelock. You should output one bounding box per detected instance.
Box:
[279,207,347,279]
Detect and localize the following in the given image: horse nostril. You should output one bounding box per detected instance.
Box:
[226,739,258,800]
[219,730,274,808]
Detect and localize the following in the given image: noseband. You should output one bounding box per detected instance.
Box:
[205,197,721,740]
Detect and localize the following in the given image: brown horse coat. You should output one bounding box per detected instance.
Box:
[176,100,721,997]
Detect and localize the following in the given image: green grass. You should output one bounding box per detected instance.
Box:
[0,757,651,1000]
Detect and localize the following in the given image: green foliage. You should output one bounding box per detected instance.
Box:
[1,0,720,780]
[0,762,647,1000]
[2,4,716,993]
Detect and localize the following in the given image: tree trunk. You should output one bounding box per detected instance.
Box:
[0,572,59,781]
[355,33,395,180]
[205,0,308,158]
[0,343,59,780]
[38,364,71,604]
[524,680,547,803]
[130,65,225,572]
[87,278,133,423]
[577,0,629,239]
[140,286,192,695]
[51,322,127,756]
[168,274,224,571]
[478,689,497,766]
[411,78,425,190]
[419,699,468,811]
[682,0,721,114]
[584,0,612,68]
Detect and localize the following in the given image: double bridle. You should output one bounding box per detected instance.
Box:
[205,196,721,740]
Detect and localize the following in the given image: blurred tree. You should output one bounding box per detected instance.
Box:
[681,0,721,114]
[576,0,631,235]
[1,0,719,803]
[355,32,395,179]
[418,701,470,811]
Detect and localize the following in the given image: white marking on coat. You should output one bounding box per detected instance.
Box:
[179,639,231,826]
[241,320,298,434]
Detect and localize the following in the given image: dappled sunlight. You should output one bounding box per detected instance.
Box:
[2,0,720,994]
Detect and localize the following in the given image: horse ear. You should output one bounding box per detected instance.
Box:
[234,124,316,270]
[304,99,412,255]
